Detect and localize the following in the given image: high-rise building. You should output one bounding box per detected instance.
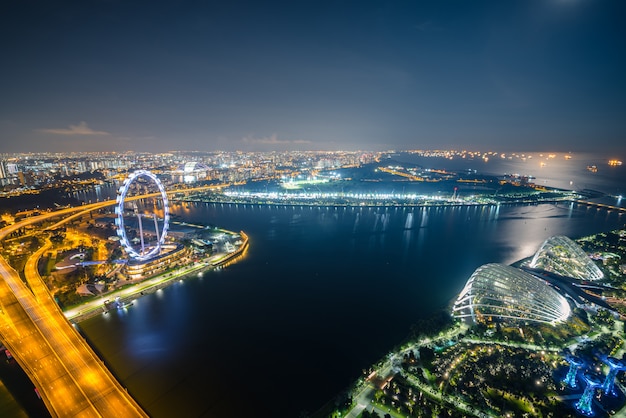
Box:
[0,160,7,179]
[6,163,18,174]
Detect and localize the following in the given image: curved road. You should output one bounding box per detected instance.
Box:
[0,184,226,417]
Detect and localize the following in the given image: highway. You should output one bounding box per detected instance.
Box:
[0,183,226,417]
[21,240,148,416]
[0,255,147,417]
[0,183,230,241]
[575,199,626,213]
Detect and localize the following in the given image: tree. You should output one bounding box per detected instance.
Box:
[595,309,615,327]
[29,235,41,251]
[419,346,435,369]
[573,308,589,325]
[374,390,384,403]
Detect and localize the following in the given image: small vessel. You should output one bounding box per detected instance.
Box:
[608,160,623,166]
[587,165,598,173]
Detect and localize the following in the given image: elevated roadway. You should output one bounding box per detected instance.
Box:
[0,255,147,417]
[575,199,626,213]
[0,183,228,417]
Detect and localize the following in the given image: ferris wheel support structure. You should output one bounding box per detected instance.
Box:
[114,170,170,261]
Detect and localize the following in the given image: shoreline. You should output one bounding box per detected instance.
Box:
[63,230,249,324]
[172,195,582,209]
[316,226,626,417]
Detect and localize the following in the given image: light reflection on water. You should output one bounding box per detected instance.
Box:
[78,201,624,418]
[396,151,626,196]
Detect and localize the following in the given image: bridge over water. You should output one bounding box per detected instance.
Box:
[0,184,225,417]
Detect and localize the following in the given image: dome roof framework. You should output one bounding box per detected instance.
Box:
[453,263,571,325]
[529,235,603,281]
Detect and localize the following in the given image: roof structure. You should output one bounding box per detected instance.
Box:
[180,161,209,173]
[529,235,604,281]
[453,263,571,325]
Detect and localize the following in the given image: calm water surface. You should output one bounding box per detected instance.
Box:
[78,201,625,417]
[396,151,626,196]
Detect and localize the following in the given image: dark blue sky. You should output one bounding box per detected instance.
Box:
[1,0,624,153]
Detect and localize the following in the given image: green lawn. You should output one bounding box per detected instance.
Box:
[367,401,408,418]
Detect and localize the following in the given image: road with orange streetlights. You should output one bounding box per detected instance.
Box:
[0,254,147,417]
[0,183,229,417]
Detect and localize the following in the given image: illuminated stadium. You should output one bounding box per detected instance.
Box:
[177,161,210,183]
[529,235,604,281]
[452,263,571,325]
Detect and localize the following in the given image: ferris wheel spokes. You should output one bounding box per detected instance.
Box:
[115,170,170,261]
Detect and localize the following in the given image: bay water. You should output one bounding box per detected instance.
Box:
[80,200,625,417]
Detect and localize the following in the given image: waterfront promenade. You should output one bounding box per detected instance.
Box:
[62,230,249,323]
[0,185,225,417]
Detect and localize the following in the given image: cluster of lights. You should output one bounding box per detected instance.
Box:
[223,190,462,202]
[115,170,170,261]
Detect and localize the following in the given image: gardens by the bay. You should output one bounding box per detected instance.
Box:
[357,314,626,418]
[328,226,626,418]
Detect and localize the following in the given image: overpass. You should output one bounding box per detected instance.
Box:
[0,183,227,417]
[575,199,626,213]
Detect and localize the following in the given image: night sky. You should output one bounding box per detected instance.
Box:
[1,0,625,153]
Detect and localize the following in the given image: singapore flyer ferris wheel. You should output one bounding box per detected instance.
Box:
[115,170,170,261]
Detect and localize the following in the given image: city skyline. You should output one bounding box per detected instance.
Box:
[2,0,625,154]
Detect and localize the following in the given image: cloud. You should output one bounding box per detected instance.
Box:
[38,121,110,136]
[242,134,311,145]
